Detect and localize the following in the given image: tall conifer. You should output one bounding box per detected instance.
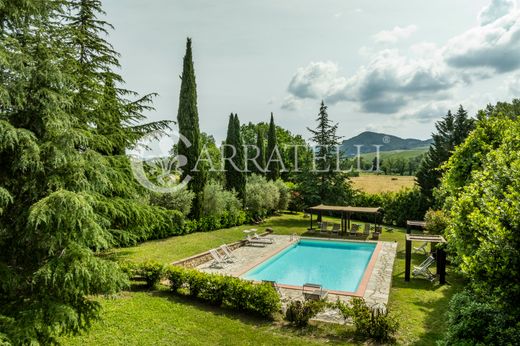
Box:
[266,113,280,180]
[233,114,246,200]
[252,127,266,175]
[176,38,206,219]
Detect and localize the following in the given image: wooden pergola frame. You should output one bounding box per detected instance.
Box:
[308,204,382,235]
[405,220,447,285]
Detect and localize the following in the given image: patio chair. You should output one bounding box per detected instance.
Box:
[414,242,428,255]
[245,234,269,247]
[363,223,370,236]
[319,221,329,233]
[412,255,436,281]
[349,224,360,236]
[219,244,237,262]
[302,283,328,301]
[253,233,274,243]
[331,223,340,235]
[209,249,227,268]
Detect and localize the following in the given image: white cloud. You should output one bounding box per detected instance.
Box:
[478,0,516,25]
[287,61,349,102]
[444,10,520,73]
[373,25,417,44]
[280,95,303,111]
[287,50,454,114]
[507,72,520,94]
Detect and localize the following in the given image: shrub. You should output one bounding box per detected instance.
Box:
[349,298,398,343]
[165,266,281,318]
[353,188,428,226]
[274,179,290,211]
[441,290,520,345]
[245,174,280,217]
[149,188,194,216]
[285,300,327,327]
[139,261,165,288]
[424,209,448,235]
[202,181,242,217]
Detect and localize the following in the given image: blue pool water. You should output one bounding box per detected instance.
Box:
[242,239,376,292]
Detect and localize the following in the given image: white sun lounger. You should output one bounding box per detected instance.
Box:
[246,234,268,247]
[219,244,237,262]
[253,233,274,243]
[412,255,435,281]
[414,242,428,255]
[209,249,227,268]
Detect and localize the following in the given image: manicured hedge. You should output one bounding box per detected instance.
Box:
[167,266,281,318]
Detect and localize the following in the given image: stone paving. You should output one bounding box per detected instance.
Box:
[196,234,397,324]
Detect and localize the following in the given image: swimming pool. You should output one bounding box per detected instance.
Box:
[242,239,377,293]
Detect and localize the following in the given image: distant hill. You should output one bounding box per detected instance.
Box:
[340,131,432,156]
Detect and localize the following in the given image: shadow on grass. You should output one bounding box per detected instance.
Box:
[145,289,354,344]
[409,271,465,346]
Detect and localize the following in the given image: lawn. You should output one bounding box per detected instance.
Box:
[64,214,464,345]
[351,174,416,194]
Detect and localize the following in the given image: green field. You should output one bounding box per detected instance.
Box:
[359,147,429,161]
[62,214,463,345]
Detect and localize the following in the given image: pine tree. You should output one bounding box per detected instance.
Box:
[303,101,352,204]
[176,38,206,219]
[252,126,266,175]
[266,113,280,180]
[416,105,474,204]
[0,2,174,343]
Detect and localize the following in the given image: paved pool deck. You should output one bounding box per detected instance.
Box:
[196,234,397,323]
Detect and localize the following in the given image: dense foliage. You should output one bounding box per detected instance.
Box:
[284,300,327,327]
[416,105,474,205]
[352,188,427,226]
[149,188,195,216]
[344,298,399,343]
[224,113,246,200]
[0,1,174,343]
[167,266,281,317]
[439,100,520,344]
[244,174,291,219]
[176,38,206,219]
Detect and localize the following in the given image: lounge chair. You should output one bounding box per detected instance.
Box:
[349,224,360,236]
[303,283,328,301]
[209,249,227,268]
[414,242,428,255]
[246,234,268,247]
[331,223,340,235]
[219,244,237,262]
[319,221,329,233]
[372,225,382,239]
[363,223,370,237]
[413,255,435,281]
[253,233,274,243]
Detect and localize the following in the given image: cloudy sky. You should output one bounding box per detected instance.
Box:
[103,0,520,143]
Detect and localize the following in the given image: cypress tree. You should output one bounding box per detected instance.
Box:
[252,126,266,175]
[416,105,474,205]
[176,38,206,219]
[224,113,236,191]
[266,113,280,180]
[233,114,246,200]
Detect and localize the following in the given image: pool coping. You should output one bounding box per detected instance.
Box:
[235,236,383,297]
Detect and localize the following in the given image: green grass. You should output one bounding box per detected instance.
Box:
[359,148,428,161]
[65,213,464,345]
